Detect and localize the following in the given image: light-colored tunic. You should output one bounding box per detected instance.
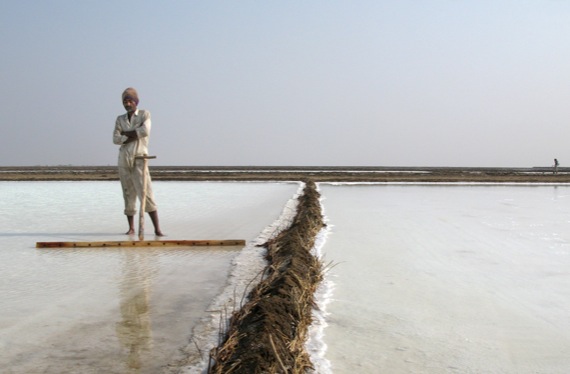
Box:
[113,109,157,216]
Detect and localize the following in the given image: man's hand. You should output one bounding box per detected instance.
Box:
[121,130,138,138]
[121,130,138,144]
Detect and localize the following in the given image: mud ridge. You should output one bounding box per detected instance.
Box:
[208,180,325,373]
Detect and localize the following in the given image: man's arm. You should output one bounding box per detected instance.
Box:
[113,118,128,145]
[132,111,151,140]
[121,130,138,144]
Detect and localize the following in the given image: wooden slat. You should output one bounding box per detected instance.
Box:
[36,239,246,248]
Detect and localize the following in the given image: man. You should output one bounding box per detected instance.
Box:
[113,87,163,236]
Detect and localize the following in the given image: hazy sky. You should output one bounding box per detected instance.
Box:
[2,1,570,167]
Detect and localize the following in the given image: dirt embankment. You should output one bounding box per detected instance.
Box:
[2,166,570,183]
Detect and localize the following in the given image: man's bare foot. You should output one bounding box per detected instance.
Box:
[148,211,163,237]
[126,216,135,235]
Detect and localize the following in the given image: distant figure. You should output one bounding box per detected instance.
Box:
[113,87,163,236]
[554,158,559,175]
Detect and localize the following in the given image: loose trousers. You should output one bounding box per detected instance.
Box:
[118,159,157,216]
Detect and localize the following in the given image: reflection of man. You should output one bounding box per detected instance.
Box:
[116,250,154,370]
[113,87,163,236]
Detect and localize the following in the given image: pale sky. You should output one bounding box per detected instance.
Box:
[1,1,570,167]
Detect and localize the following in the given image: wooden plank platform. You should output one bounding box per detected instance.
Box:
[36,239,246,248]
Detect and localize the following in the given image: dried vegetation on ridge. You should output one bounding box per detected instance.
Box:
[208,181,325,373]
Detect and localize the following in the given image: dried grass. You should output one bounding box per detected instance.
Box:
[208,180,325,373]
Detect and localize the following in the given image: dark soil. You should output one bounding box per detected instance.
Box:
[2,166,569,183]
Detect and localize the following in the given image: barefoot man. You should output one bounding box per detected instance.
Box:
[113,87,163,236]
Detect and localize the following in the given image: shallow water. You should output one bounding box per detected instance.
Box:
[5,181,570,373]
[0,181,298,374]
[319,184,570,373]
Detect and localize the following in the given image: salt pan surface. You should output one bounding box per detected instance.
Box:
[5,181,569,373]
[319,184,570,373]
[0,181,298,373]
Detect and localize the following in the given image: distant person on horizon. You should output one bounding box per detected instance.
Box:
[554,158,559,175]
[113,87,163,236]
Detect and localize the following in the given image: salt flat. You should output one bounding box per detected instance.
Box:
[3,181,570,373]
[319,184,570,374]
[0,181,298,374]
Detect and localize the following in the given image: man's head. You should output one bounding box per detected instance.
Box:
[122,87,139,113]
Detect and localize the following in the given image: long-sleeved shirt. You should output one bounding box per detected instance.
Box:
[113,109,151,167]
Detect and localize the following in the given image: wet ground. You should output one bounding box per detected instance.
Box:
[1,166,569,183]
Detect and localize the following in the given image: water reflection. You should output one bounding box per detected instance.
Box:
[115,249,157,372]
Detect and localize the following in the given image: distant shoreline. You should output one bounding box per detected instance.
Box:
[0,166,569,183]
